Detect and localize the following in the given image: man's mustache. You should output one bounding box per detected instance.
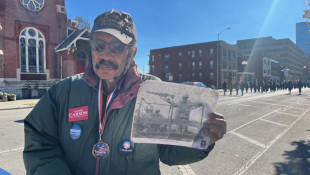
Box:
[95,59,118,70]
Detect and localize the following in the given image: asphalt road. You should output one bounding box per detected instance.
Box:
[0,88,309,175]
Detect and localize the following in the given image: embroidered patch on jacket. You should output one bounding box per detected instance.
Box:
[68,106,89,122]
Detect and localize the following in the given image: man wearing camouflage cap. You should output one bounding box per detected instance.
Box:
[23,9,226,175]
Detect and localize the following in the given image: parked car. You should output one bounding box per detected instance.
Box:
[138,72,162,82]
[181,82,208,88]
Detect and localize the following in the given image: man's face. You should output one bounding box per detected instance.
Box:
[90,32,133,80]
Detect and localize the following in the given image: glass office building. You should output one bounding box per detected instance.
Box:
[296,22,310,55]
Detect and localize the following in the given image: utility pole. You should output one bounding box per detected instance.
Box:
[217,27,230,89]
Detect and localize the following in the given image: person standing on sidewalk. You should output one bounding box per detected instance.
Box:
[253,81,257,93]
[240,81,245,96]
[249,81,253,93]
[222,81,227,95]
[235,81,239,95]
[23,9,227,175]
[287,80,293,94]
[229,81,233,95]
[297,79,303,95]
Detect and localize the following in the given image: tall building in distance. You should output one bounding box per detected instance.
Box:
[149,41,238,88]
[237,37,306,81]
[296,22,310,55]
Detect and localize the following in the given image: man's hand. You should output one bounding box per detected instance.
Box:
[203,112,227,145]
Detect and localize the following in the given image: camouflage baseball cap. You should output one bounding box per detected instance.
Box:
[90,9,136,44]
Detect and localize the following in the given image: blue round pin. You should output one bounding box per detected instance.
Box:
[70,124,82,140]
[119,139,134,156]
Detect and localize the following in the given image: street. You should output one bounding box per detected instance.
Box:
[0,88,309,175]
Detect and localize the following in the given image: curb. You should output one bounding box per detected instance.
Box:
[0,106,34,111]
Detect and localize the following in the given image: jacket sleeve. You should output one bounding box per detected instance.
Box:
[23,85,72,175]
[158,143,215,166]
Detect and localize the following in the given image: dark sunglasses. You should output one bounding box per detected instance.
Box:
[89,39,130,54]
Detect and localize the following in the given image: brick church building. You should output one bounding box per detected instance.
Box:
[0,0,89,98]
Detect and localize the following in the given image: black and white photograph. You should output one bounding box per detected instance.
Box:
[131,80,218,149]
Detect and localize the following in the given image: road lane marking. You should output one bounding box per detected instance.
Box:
[234,108,310,175]
[237,104,252,107]
[178,165,196,175]
[251,100,307,111]
[227,103,239,106]
[261,98,310,106]
[277,111,299,117]
[230,131,265,148]
[0,147,23,154]
[228,109,281,133]
[259,118,287,127]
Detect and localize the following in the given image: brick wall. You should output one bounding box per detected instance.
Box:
[0,0,67,80]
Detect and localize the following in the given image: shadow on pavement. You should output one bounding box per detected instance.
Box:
[274,139,310,175]
[14,120,24,123]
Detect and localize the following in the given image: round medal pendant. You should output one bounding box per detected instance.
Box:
[92,142,110,159]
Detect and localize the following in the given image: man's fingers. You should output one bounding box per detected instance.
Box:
[203,112,227,145]
[208,112,224,120]
[207,124,226,138]
[204,129,218,145]
[208,118,227,129]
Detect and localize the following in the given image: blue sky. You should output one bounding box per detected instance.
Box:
[66,0,308,72]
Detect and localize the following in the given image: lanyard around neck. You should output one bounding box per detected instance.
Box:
[98,80,115,135]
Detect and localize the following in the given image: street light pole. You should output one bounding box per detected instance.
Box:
[217,27,230,89]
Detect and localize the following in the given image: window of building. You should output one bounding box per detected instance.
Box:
[199,72,202,80]
[159,54,162,60]
[210,48,214,57]
[151,65,154,72]
[158,65,162,71]
[199,49,202,57]
[223,58,227,69]
[178,74,182,81]
[20,27,46,73]
[20,0,45,11]
[178,63,182,71]
[210,60,214,69]
[164,64,169,72]
[192,62,195,70]
[192,72,195,79]
[228,55,231,69]
[151,55,154,62]
[178,52,182,59]
[210,72,214,80]
[164,53,170,61]
[231,60,237,70]
[192,50,195,58]
[188,51,191,57]
[223,48,227,56]
[199,61,202,69]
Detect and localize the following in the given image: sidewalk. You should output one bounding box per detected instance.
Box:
[0,99,39,110]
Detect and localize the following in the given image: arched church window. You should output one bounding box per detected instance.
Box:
[20,27,46,73]
[20,0,45,11]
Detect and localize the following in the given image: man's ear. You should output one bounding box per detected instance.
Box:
[131,46,137,61]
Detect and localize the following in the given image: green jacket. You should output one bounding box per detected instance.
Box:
[23,63,214,175]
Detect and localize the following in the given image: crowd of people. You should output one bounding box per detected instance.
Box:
[222,79,309,96]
